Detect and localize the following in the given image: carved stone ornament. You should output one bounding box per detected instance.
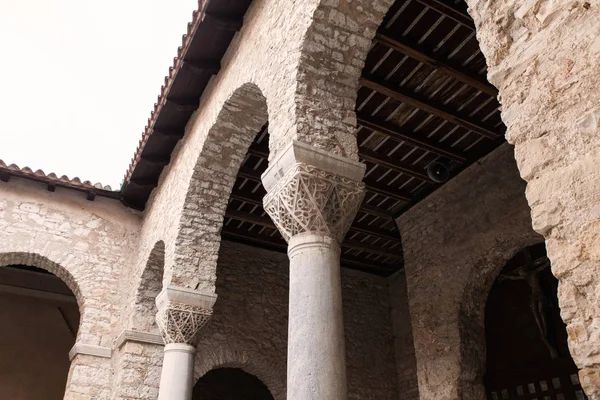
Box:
[263,162,365,243]
[156,302,212,344]
[155,286,217,344]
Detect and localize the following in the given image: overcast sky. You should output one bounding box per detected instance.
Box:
[0,0,197,188]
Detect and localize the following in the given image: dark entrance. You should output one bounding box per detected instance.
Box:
[193,368,274,400]
[0,264,80,399]
[484,243,586,400]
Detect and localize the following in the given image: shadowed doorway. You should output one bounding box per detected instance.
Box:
[484,244,585,400]
[0,264,80,399]
[193,368,274,400]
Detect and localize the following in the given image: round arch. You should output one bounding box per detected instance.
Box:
[130,241,165,333]
[194,344,285,400]
[193,368,274,400]
[168,82,269,292]
[455,237,545,398]
[0,251,82,400]
[0,252,84,311]
[292,0,394,159]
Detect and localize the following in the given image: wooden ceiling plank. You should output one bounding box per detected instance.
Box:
[203,12,245,32]
[415,0,474,29]
[358,114,466,163]
[350,221,401,243]
[360,148,433,182]
[182,59,221,75]
[360,76,500,140]
[364,178,412,202]
[374,32,497,97]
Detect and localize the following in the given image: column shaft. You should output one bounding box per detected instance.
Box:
[158,344,196,400]
[287,234,346,400]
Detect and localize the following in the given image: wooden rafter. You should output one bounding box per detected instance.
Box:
[358,115,467,162]
[374,32,497,96]
[182,59,221,75]
[224,209,400,259]
[415,0,474,29]
[360,76,501,140]
[360,148,433,182]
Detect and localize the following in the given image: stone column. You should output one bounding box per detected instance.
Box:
[155,286,217,400]
[262,140,366,400]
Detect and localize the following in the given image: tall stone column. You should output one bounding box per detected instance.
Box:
[262,141,366,400]
[155,286,217,400]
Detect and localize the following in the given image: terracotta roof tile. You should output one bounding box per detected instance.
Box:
[0,159,118,199]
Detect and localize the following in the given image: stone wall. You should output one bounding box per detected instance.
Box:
[195,240,399,400]
[465,1,600,396]
[136,0,402,295]
[397,144,542,400]
[389,271,419,400]
[0,177,141,399]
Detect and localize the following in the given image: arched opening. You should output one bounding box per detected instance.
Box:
[484,243,585,399]
[0,264,80,399]
[193,368,274,400]
[131,240,165,333]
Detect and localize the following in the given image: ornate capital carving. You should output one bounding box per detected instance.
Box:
[262,141,365,243]
[155,286,217,345]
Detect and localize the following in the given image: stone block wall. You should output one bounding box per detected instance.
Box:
[464,1,600,395]
[389,271,420,400]
[0,177,141,399]
[195,240,399,400]
[397,144,541,400]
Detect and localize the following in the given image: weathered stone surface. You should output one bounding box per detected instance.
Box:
[389,271,420,400]
[195,241,398,400]
[397,145,541,400]
[465,1,600,396]
[0,178,140,399]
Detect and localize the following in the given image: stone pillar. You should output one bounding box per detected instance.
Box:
[155,286,217,400]
[464,1,600,397]
[262,140,366,400]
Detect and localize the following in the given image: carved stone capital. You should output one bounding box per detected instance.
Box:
[262,141,366,243]
[155,286,217,345]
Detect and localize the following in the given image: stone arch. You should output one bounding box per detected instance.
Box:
[130,241,165,333]
[455,238,544,398]
[169,82,269,292]
[194,343,285,400]
[0,252,84,311]
[292,0,394,158]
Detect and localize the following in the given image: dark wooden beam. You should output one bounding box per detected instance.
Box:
[129,178,159,189]
[203,13,244,32]
[225,209,401,259]
[153,129,185,139]
[360,148,433,182]
[374,32,496,96]
[416,0,474,29]
[359,204,395,220]
[166,97,199,113]
[364,179,412,202]
[358,115,467,163]
[228,192,401,243]
[86,192,96,201]
[350,221,401,243]
[0,171,10,182]
[140,154,171,166]
[247,141,269,158]
[342,238,401,259]
[360,76,501,140]
[221,225,396,276]
[225,209,273,228]
[182,59,221,75]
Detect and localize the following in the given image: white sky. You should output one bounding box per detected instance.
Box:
[0,0,198,188]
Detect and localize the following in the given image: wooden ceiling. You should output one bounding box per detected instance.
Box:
[221,0,505,276]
